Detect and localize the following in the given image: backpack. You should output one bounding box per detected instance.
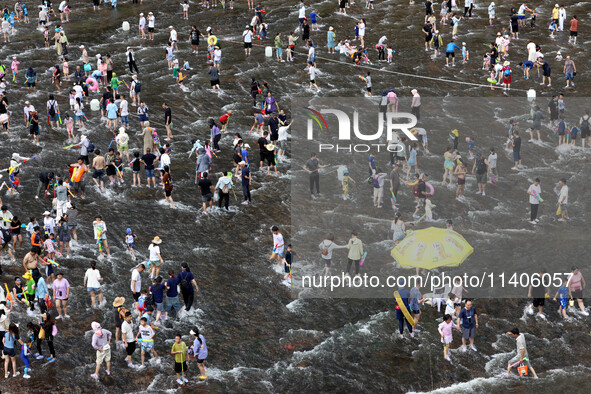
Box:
[1,228,12,244]
[48,101,56,117]
[412,184,420,197]
[476,158,487,174]
[145,292,155,306]
[87,141,95,153]
[321,241,329,256]
[372,175,380,188]
[504,68,511,76]
[221,183,229,194]
[134,81,141,93]
[179,272,192,292]
[581,116,590,132]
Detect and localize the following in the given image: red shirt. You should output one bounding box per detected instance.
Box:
[219,113,230,123]
[570,18,578,32]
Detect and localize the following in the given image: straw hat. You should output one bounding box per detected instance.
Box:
[112,297,125,307]
[503,61,510,66]
[329,26,334,31]
[265,144,276,151]
[43,211,51,216]
[152,236,162,244]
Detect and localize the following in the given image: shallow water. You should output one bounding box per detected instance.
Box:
[1,1,590,393]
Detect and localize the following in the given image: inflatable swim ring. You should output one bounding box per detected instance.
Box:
[86,77,99,92]
[207,35,218,46]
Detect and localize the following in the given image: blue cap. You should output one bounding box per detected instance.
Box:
[126,228,132,233]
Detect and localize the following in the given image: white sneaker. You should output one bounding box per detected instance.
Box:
[482,192,486,196]
[557,218,564,222]
[177,379,183,385]
[580,311,589,316]
[470,345,477,352]
[534,218,540,223]
[24,374,31,379]
[461,345,467,352]
[476,191,481,194]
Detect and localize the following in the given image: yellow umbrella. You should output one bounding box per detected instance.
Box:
[391,227,473,270]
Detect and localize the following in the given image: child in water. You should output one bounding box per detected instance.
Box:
[64,113,75,142]
[283,244,293,283]
[425,194,436,221]
[342,170,355,200]
[125,228,137,260]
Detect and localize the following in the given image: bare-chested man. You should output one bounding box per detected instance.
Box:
[23,249,48,284]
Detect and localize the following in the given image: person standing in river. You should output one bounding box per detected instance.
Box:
[527,178,542,224]
[304,152,327,196]
[506,328,538,378]
[457,299,478,352]
[178,263,199,313]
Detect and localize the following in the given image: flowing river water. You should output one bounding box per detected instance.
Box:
[1,0,590,392]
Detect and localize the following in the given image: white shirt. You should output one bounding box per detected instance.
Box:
[73,84,83,100]
[39,10,47,20]
[59,1,67,12]
[119,99,129,116]
[182,3,189,11]
[243,30,253,43]
[358,22,366,37]
[84,268,102,289]
[528,183,541,205]
[148,16,155,28]
[487,153,497,168]
[24,105,36,119]
[148,244,160,261]
[131,269,141,292]
[298,4,306,19]
[170,29,177,41]
[309,66,316,80]
[139,17,146,27]
[308,46,315,58]
[213,49,222,62]
[121,320,134,343]
[559,185,568,204]
[518,4,527,14]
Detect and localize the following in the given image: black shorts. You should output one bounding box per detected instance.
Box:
[3,347,16,357]
[210,79,219,86]
[27,82,36,87]
[191,40,200,46]
[174,361,188,373]
[570,31,578,37]
[425,35,432,42]
[572,289,583,299]
[323,258,332,268]
[132,291,140,301]
[259,151,266,162]
[532,298,545,307]
[244,42,252,49]
[165,189,172,197]
[125,341,136,356]
[148,27,154,33]
[366,87,372,93]
[446,51,455,58]
[458,177,465,185]
[581,129,590,138]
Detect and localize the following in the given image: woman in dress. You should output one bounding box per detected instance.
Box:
[327,27,336,54]
[442,146,455,184]
[391,212,406,244]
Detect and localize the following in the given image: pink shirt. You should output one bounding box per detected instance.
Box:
[53,278,70,300]
[570,272,583,291]
[438,320,453,337]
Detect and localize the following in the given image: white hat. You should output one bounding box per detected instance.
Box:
[169,25,173,29]
[244,143,251,149]
[25,100,30,104]
[43,211,51,216]
[555,4,559,7]
[96,54,101,58]
[238,161,246,165]
[206,26,212,31]
[148,11,153,14]
[462,42,466,45]
[139,12,144,16]
[12,56,16,59]
[79,45,85,49]
[81,135,87,140]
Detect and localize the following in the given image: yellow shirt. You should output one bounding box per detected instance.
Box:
[552,8,559,19]
[172,342,187,363]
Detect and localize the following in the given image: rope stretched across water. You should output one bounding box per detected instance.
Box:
[220,39,529,93]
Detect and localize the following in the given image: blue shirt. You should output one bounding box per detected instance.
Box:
[368,156,376,175]
[309,12,317,23]
[106,103,118,119]
[193,335,208,359]
[557,285,568,299]
[523,60,534,69]
[241,166,250,186]
[458,307,477,329]
[468,140,475,151]
[149,283,165,304]
[241,149,249,164]
[446,43,461,53]
[178,270,195,293]
[410,287,421,310]
[166,277,179,298]
[408,149,417,165]
[4,331,19,349]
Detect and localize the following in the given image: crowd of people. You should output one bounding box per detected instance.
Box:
[0,0,587,387]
